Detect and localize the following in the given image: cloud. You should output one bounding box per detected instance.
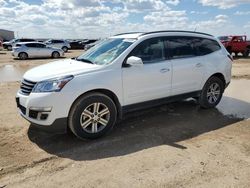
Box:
[198,0,250,9]
[234,11,250,15]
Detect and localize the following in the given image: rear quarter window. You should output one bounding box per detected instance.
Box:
[195,38,221,56]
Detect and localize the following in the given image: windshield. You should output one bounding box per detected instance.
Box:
[76,38,135,65]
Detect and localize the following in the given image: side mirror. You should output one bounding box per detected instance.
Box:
[126,56,143,67]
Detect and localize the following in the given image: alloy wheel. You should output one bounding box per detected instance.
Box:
[80,102,110,133]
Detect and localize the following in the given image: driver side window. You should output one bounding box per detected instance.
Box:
[129,38,165,64]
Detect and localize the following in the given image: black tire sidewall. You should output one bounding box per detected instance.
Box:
[62,46,68,52]
[52,51,59,58]
[19,52,28,60]
[69,93,117,139]
[199,77,224,108]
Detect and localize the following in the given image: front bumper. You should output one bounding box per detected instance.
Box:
[16,91,69,133]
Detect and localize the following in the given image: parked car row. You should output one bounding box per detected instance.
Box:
[2,38,71,52]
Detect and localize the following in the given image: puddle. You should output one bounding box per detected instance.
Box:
[217,79,250,119]
[0,64,34,82]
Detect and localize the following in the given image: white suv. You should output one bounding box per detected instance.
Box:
[45,39,71,52]
[16,31,232,139]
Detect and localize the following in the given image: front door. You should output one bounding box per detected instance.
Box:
[122,37,172,105]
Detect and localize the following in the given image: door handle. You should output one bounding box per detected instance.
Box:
[160,68,170,73]
[196,63,203,68]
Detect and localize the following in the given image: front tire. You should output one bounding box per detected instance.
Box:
[199,77,224,109]
[52,51,60,58]
[62,46,68,52]
[18,52,28,60]
[68,93,117,139]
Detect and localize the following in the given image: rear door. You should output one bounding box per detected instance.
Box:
[36,43,49,57]
[122,37,172,105]
[167,36,205,95]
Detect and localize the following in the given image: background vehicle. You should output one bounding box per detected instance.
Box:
[12,42,64,60]
[45,39,71,52]
[70,40,85,49]
[3,38,36,50]
[84,40,101,50]
[16,31,232,139]
[219,35,250,57]
[0,38,3,50]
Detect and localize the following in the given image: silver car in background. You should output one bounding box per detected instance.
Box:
[45,39,71,52]
[12,42,64,60]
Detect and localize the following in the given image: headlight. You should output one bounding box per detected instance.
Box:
[32,75,73,93]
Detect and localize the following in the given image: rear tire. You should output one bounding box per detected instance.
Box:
[243,49,249,57]
[199,77,224,109]
[18,52,28,60]
[68,93,117,139]
[52,51,60,58]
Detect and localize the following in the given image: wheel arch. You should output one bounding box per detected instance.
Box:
[207,73,226,88]
[69,88,122,120]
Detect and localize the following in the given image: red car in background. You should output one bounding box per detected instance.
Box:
[218,35,250,57]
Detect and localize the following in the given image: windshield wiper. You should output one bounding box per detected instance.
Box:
[74,57,94,64]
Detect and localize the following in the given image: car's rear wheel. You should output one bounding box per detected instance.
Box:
[68,93,117,139]
[243,49,249,57]
[62,46,68,52]
[199,77,224,108]
[18,52,28,60]
[7,45,12,51]
[52,51,60,58]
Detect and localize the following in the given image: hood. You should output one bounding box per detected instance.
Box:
[23,59,101,82]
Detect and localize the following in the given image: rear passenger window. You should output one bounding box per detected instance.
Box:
[129,37,165,64]
[194,38,221,55]
[167,37,196,59]
[25,43,37,47]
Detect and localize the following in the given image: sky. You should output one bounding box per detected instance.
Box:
[0,0,250,39]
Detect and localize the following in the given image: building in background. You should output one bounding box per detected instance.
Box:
[0,29,15,41]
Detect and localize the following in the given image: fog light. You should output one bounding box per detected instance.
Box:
[29,107,52,112]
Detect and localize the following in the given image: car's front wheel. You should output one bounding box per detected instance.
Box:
[62,46,68,52]
[199,76,224,108]
[18,52,28,60]
[68,93,117,139]
[52,51,60,58]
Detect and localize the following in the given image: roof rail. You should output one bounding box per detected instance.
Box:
[114,32,144,36]
[140,30,213,37]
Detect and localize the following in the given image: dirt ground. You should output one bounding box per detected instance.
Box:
[0,50,250,188]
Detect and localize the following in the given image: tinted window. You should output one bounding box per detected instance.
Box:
[20,39,35,42]
[25,43,37,47]
[129,37,165,64]
[36,43,45,48]
[52,40,63,43]
[194,38,221,55]
[167,37,196,59]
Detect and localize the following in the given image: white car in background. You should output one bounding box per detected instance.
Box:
[12,42,64,60]
[45,39,71,52]
[3,38,36,50]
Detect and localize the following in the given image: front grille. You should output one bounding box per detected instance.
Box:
[20,79,37,95]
